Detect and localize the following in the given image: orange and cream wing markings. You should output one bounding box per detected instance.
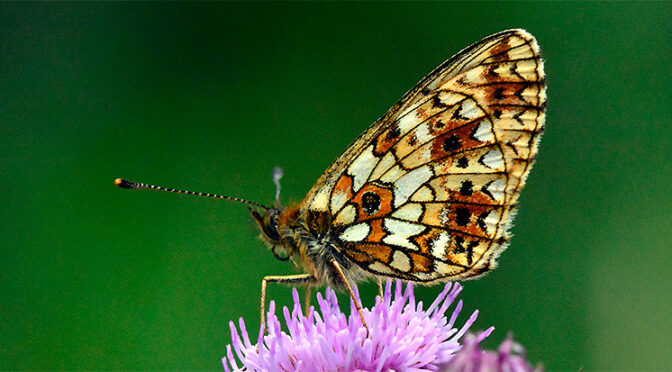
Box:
[304,29,545,283]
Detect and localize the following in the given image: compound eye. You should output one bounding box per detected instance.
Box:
[263,210,280,241]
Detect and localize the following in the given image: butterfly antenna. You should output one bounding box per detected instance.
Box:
[272,166,283,208]
[114,178,270,210]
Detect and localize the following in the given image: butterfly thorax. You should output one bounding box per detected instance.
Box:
[251,204,364,287]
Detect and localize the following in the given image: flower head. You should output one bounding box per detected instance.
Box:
[440,334,543,372]
[223,280,493,371]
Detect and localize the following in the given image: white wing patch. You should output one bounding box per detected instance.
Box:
[333,203,357,225]
[459,99,481,120]
[339,223,370,242]
[379,164,405,184]
[485,179,506,202]
[391,203,423,222]
[310,181,332,212]
[480,149,504,169]
[393,165,433,207]
[330,189,349,215]
[471,120,494,142]
[370,151,396,181]
[382,218,425,250]
[414,123,434,144]
[436,90,465,107]
[430,231,451,260]
[348,145,378,192]
[478,209,503,234]
[390,250,412,272]
[397,112,419,133]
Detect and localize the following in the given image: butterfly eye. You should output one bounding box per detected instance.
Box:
[262,209,281,241]
[361,192,381,215]
[249,207,281,242]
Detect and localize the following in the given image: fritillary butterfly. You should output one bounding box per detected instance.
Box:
[117,29,546,329]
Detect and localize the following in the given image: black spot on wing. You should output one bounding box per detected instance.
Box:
[493,88,505,100]
[456,157,469,168]
[459,180,474,196]
[432,95,448,108]
[386,124,401,140]
[362,192,381,215]
[455,208,471,226]
[442,135,461,153]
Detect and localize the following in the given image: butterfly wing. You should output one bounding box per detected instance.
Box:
[302,29,545,282]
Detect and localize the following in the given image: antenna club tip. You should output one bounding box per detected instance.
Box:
[114,178,133,189]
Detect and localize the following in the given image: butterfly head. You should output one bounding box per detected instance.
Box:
[247,166,296,261]
[249,207,293,261]
[250,207,280,241]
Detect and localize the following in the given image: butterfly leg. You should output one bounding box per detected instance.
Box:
[328,259,369,333]
[304,285,312,317]
[377,278,384,299]
[260,274,316,329]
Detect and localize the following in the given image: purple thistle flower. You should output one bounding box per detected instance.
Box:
[223,280,493,371]
[439,334,543,372]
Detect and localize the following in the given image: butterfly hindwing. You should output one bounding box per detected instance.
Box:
[302,29,545,283]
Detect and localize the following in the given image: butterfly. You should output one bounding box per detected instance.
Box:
[116,29,546,330]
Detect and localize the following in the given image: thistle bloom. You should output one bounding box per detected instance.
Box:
[440,334,543,372]
[223,280,493,371]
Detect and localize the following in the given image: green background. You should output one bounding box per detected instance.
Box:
[2,2,671,371]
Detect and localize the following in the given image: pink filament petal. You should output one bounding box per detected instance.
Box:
[223,280,494,371]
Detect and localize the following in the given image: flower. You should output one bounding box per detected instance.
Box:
[439,334,543,372]
[223,280,493,371]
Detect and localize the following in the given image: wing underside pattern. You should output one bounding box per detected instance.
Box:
[303,29,546,282]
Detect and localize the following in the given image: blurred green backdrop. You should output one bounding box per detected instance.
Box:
[2,2,671,371]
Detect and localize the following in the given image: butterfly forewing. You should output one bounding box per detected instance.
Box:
[302,29,545,283]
